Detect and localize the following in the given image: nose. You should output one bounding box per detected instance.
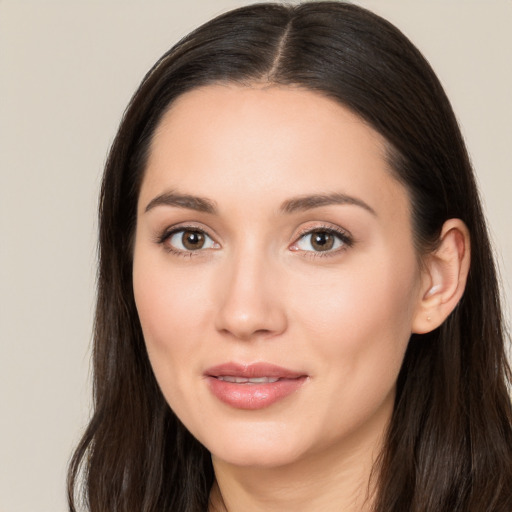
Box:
[214,249,288,341]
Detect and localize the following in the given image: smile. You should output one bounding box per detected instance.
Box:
[205,363,308,410]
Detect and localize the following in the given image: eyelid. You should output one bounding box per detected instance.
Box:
[153,221,353,257]
[289,223,354,255]
[155,223,220,255]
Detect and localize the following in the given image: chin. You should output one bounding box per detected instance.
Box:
[196,421,310,469]
[210,443,304,469]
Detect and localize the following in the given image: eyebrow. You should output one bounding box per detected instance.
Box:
[144,191,217,214]
[144,190,376,216]
[280,192,376,216]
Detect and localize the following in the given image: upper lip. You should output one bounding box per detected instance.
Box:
[205,362,306,379]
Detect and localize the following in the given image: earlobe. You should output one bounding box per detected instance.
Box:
[412,219,471,334]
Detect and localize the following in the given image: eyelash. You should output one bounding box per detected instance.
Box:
[156,224,217,257]
[156,223,354,258]
[292,225,354,258]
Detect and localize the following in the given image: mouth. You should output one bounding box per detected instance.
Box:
[216,376,281,384]
[204,362,308,410]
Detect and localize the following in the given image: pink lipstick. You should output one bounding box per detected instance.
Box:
[204,362,307,410]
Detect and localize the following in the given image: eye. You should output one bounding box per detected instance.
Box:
[292,228,351,253]
[164,228,218,253]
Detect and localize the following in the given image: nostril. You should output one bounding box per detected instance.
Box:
[218,326,274,341]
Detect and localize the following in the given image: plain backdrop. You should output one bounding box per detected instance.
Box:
[1,1,511,511]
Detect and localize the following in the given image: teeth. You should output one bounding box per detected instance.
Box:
[217,376,280,384]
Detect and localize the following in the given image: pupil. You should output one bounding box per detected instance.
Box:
[312,231,334,251]
[183,231,204,250]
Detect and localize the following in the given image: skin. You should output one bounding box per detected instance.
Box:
[132,84,441,511]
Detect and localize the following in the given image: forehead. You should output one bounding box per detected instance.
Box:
[140,84,409,223]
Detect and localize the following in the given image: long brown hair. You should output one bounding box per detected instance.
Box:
[68,3,512,511]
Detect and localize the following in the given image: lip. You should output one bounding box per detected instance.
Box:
[204,362,308,410]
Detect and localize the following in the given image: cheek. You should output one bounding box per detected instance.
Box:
[133,262,214,430]
[132,250,210,376]
[285,256,419,440]
[293,253,419,376]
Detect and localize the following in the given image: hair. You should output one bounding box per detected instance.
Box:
[68,2,512,511]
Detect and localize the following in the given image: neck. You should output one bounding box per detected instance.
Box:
[208,425,385,512]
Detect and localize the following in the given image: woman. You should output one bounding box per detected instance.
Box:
[68,2,512,511]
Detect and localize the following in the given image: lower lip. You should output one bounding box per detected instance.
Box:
[206,376,307,410]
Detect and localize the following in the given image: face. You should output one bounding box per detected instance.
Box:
[133,84,425,469]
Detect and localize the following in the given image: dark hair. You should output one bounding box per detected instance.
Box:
[68,2,512,511]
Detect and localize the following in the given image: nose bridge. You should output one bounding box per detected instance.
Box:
[214,240,287,340]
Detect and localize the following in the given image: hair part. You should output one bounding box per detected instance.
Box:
[68,3,512,511]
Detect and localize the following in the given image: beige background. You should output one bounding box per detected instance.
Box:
[0,1,510,511]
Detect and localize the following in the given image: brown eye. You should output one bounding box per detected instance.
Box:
[182,230,205,250]
[294,228,350,253]
[310,231,335,251]
[166,229,217,253]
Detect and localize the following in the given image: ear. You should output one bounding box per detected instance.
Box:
[412,219,471,334]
